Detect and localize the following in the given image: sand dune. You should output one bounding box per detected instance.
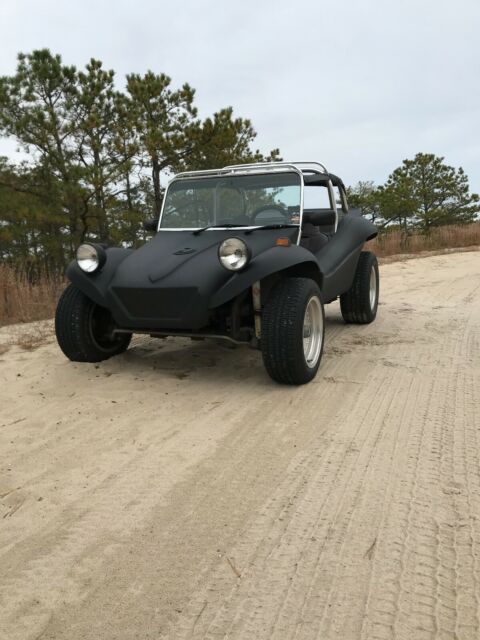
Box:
[1,251,479,640]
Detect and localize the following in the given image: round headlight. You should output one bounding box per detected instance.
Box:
[76,243,105,273]
[218,237,250,271]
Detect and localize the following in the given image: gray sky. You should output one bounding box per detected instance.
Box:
[1,0,479,190]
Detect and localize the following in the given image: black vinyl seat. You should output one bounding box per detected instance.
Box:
[300,222,329,253]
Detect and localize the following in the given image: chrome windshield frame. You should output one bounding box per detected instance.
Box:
[157,164,306,243]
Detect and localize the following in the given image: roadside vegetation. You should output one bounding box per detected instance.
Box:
[0,50,479,326]
[370,222,480,258]
[0,266,62,325]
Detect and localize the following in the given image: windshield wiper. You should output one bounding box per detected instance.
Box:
[244,223,299,234]
[192,223,246,235]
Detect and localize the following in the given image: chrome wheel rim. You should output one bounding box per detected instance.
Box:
[369,267,377,309]
[303,296,323,368]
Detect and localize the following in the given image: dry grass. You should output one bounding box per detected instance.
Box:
[370,223,480,258]
[0,266,63,327]
[379,245,480,265]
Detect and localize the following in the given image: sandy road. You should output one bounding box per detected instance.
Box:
[1,251,480,640]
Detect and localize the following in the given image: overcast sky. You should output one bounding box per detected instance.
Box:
[1,0,479,190]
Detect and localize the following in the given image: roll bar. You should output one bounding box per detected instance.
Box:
[173,161,330,181]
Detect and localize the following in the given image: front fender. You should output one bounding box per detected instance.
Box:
[66,247,133,308]
[209,245,319,309]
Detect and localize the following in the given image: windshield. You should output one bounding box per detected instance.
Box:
[160,172,301,229]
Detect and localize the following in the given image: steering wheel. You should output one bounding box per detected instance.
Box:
[253,204,288,224]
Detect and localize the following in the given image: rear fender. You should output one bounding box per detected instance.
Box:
[66,247,133,308]
[317,214,378,300]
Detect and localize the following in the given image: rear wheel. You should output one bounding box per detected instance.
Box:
[55,284,131,362]
[261,277,324,385]
[340,251,379,324]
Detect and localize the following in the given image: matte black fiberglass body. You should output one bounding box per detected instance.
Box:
[57,162,380,386]
[66,212,377,333]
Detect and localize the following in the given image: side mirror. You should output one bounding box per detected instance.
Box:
[143,218,159,232]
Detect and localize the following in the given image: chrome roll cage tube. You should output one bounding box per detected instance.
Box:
[330,179,339,232]
[290,161,338,232]
[157,161,338,239]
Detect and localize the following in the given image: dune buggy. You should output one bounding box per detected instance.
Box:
[55,161,379,385]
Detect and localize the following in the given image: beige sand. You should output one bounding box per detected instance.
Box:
[1,251,479,640]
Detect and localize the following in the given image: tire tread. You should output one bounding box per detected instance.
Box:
[340,251,379,324]
[261,278,324,385]
[55,284,130,362]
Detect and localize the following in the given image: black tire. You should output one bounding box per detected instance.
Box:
[261,277,325,385]
[340,251,379,324]
[55,284,131,362]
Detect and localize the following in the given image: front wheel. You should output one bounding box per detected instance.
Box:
[55,284,131,362]
[340,251,379,324]
[261,278,325,385]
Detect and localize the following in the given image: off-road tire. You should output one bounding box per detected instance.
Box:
[340,251,379,324]
[261,277,324,385]
[55,284,131,362]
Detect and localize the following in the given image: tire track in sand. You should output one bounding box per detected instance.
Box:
[0,250,479,640]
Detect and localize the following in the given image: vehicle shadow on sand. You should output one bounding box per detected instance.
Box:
[107,310,348,385]
[119,336,269,385]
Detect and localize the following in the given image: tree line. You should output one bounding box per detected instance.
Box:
[0,50,478,275]
[0,50,279,273]
[348,153,479,231]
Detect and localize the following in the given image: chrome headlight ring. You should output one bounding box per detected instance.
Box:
[76,243,107,273]
[218,237,251,271]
